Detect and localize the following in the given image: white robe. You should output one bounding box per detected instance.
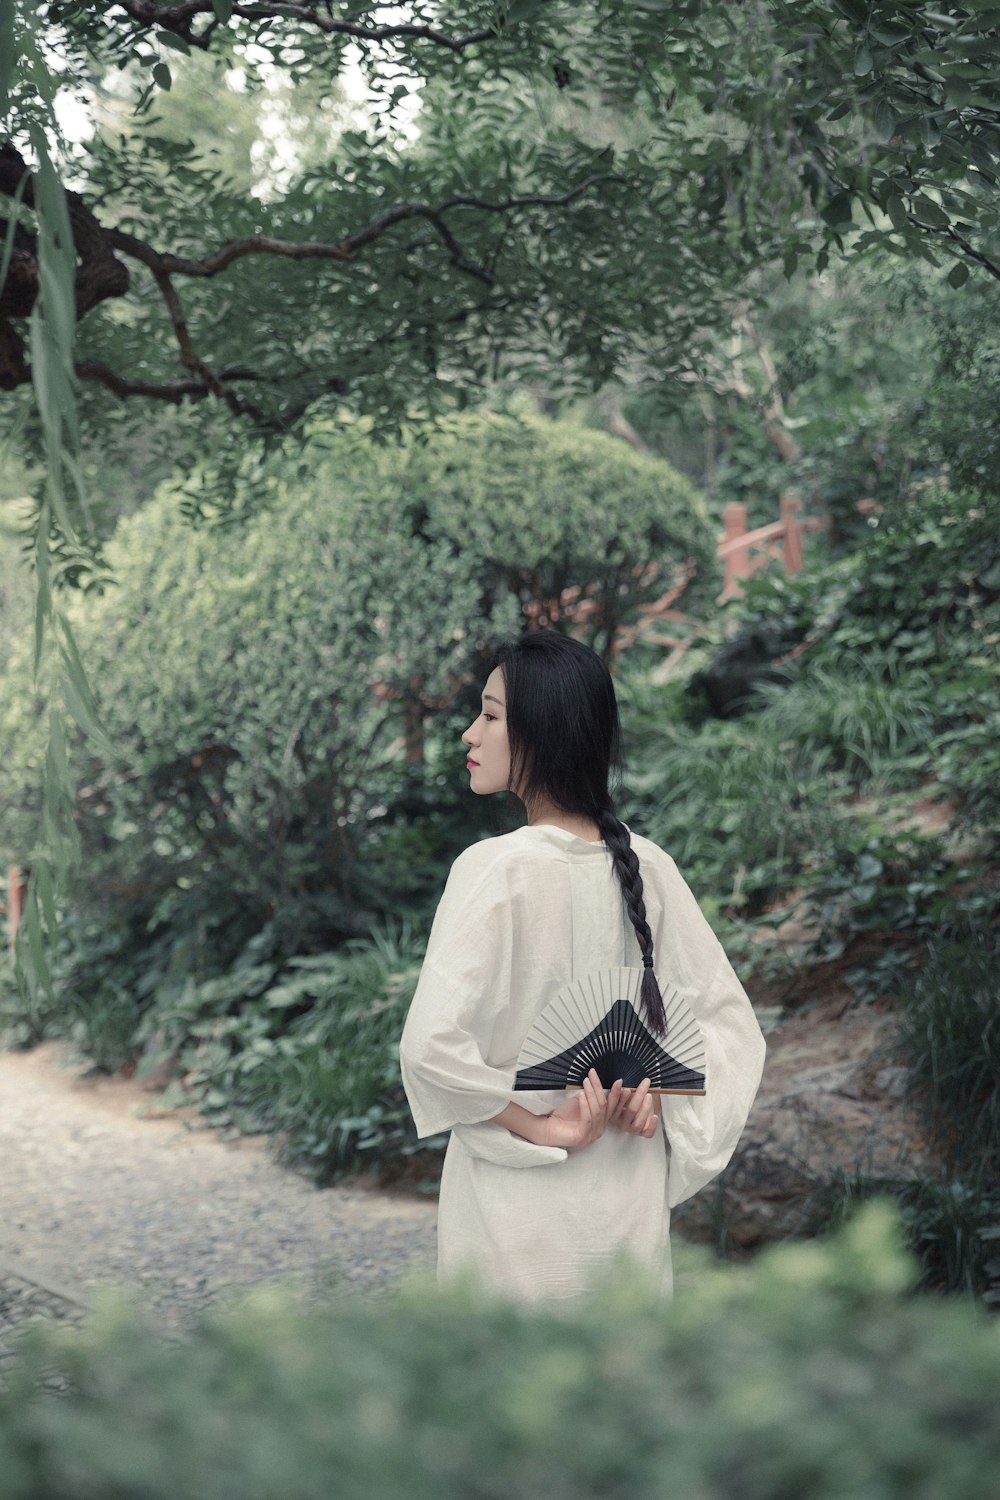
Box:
[399,823,766,1303]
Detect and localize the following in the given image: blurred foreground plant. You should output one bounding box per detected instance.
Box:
[2,1205,998,1500]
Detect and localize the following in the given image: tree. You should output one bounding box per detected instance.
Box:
[0,412,709,955]
[3,0,999,998]
[3,2,996,458]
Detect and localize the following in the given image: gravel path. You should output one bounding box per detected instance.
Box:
[0,1042,437,1365]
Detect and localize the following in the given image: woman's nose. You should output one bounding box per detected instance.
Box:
[462,724,475,746]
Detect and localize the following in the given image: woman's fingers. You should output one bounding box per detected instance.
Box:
[609,1083,634,1126]
[628,1078,651,1131]
[582,1070,605,1137]
[612,1078,658,1136]
[569,1074,659,1144]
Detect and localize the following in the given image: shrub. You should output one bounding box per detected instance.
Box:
[755,655,936,790]
[622,712,844,917]
[0,411,712,956]
[895,920,1000,1183]
[1,1206,999,1500]
[135,922,430,1181]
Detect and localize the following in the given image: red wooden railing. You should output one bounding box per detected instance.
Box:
[6,864,26,954]
[717,491,828,600]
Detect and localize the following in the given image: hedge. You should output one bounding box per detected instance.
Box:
[2,1205,999,1500]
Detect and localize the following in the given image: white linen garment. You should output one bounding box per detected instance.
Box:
[398,823,766,1303]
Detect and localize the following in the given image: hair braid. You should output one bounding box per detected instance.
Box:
[596,807,667,1035]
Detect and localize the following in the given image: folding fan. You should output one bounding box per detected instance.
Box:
[513,966,706,1095]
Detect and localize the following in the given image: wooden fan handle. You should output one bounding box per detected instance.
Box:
[565,1084,707,1096]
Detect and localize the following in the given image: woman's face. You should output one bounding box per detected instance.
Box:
[461,667,512,795]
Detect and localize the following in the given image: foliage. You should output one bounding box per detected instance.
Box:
[896,919,1000,1183]
[137,923,429,1182]
[6,1,1000,474]
[0,413,704,956]
[623,707,846,919]
[2,1206,1000,1499]
[0,446,479,952]
[328,404,716,642]
[823,1167,1000,1304]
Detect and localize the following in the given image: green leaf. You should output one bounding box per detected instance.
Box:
[822,191,854,229]
[211,0,234,19]
[0,167,28,303]
[504,0,544,21]
[57,615,114,757]
[19,888,54,1004]
[912,194,949,228]
[875,99,896,139]
[947,260,970,287]
[854,44,874,77]
[156,29,191,52]
[885,195,909,232]
[0,0,17,114]
[34,860,58,935]
[152,62,172,90]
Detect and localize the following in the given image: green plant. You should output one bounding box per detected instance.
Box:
[756,655,936,789]
[623,713,844,918]
[820,1167,1000,1306]
[136,922,429,1179]
[895,921,1000,1181]
[2,1205,999,1499]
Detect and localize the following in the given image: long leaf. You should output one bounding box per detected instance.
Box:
[57,612,113,756]
[17,888,55,1006]
[0,167,28,302]
[33,503,52,674]
[0,0,17,116]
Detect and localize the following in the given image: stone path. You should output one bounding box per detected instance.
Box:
[0,1042,437,1366]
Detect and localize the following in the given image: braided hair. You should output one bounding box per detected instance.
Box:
[490,631,667,1035]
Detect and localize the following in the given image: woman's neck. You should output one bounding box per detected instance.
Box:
[524,798,603,844]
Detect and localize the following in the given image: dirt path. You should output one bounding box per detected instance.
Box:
[0,1042,437,1357]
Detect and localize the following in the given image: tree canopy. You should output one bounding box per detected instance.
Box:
[3,0,1000,460]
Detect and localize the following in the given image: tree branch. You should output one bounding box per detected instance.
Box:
[76,361,212,402]
[1,129,622,419]
[942,222,1000,286]
[106,178,623,281]
[115,0,499,53]
[0,144,130,318]
[76,360,266,403]
[151,267,268,419]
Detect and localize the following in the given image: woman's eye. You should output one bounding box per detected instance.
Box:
[484,713,496,722]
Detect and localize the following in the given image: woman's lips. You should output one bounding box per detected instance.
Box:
[466,758,479,767]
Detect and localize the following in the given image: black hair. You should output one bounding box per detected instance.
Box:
[489,630,667,1035]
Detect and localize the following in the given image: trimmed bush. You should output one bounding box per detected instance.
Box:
[1,1206,999,1500]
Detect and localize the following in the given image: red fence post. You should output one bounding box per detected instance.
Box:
[781,491,804,573]
[7,865,26,957]
[720,502,748,598]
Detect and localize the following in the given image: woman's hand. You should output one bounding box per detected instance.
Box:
[608,1078,661,1139]
[538,1071,624,1150]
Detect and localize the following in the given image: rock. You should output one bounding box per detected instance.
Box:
[133,1029,182,1091]
[672,989,935,1249]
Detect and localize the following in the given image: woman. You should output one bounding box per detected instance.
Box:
[399,631,765,1303]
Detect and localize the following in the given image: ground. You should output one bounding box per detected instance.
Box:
[0,1041,437,1378]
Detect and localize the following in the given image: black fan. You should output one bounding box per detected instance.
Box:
[513,966,706,1095]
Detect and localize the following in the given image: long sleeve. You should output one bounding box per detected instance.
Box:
[399,846,525,1139]
[641,841,766,1208]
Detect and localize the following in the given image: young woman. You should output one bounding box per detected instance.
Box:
[399,631,765,1303]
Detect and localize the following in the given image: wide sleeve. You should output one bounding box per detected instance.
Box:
[399,847,525,1139]
[649,851,766,1208]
